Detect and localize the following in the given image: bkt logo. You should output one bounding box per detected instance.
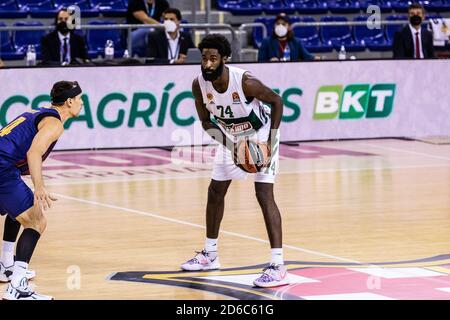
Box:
[314,84,396,120]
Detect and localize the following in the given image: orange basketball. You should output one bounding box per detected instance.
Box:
[257,142,271,165]
[235,138,269,173]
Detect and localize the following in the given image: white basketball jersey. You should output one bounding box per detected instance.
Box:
[197,65,270,137]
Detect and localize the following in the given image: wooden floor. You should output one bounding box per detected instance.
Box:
[1,138,450,300]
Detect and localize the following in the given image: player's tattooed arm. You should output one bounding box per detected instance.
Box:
[192,78,235,153]
[27,117,64,210]
[242,72,283,146]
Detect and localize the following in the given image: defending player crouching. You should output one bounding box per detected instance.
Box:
[0,81,83,300]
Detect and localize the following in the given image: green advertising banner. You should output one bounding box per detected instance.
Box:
[0,60,448,150]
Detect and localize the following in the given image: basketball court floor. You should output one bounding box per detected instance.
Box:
[1,138,449,300]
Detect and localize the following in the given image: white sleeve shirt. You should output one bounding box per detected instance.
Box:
[166,31,180,63]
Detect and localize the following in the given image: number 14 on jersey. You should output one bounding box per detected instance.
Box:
[216,105,234,118]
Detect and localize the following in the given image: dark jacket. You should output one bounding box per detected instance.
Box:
[258,36,314,62]
[393,26,435,59]
[126,0,169,25]
[147,29,195,61]
[41,30,88,65]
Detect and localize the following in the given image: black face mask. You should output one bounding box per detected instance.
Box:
[201,61,224,82]
[56,21,69,35]
[409,15,422,26]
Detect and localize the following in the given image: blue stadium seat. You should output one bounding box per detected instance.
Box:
[320,16,365,52]
[353,15,391,51]
[328,0,361,14]
[443,0,450,11]
[283,0,297,13]
[425,0,443,11]
[403,0,447,12]
[90,0,126,17]
[86,20,124,57]
[291,16,333,52]
[12,21,46,56]
[180,19,190,33]
[358,0,393,13]
[426,14,443,21]
[391,0,411,12]
[252,17,275,48]
[216,0,263,15]
[0,0,28,18]
[264,17,275,34]
[252,17,268,48]
[130,28,147,58]
[252,0,295,14]
[385,15,407,45]
[285,0,328,14]
[17,0,58,18]
[0,22,25,60]
[53,0,100,17]
[426,0,450,12]
[73,28,85,39]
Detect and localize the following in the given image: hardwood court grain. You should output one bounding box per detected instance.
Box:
[1,139,449,299]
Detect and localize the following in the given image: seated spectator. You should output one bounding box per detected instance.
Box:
[127,0,170,55]
[393,3,435,59]
[258,13,316,62]
[147,8,195,64]
[0,59,4,68]
[41,8,88,65]
[126,0,169,25]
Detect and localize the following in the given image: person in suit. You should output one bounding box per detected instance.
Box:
[258,13,318,62]
[126,0,169,25]
[40,9,89,65]
[393,3,435,59]
[147,8,195,64]
[127,0,170,57]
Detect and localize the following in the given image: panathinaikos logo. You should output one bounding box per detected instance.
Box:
[314,84,396,120]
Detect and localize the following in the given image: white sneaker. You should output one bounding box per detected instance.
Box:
[253,263,290,288]
[3,277,53,300]
[0,263,36,283]
[181,249,220,271]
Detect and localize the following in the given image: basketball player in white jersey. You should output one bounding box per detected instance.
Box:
[181,34,288,287]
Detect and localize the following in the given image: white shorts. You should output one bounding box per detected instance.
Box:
[211,122,280,184]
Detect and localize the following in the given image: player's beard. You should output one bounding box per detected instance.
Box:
[201,61,224,82]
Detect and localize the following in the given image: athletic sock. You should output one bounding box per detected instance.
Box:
[1,241,15,267]
[205,238,218,259]
[270,248,284,265]
[11,261,28,288]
